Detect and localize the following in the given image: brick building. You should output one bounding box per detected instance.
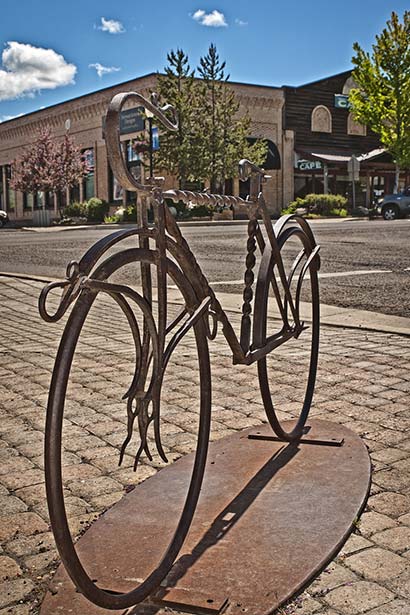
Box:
[0,73,286,223]
[1,69,406,224]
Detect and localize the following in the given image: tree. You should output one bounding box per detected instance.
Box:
[156,45,267,193]
[10,128,89,208]
[350,11,410,191]
[197,44,267,193]
[156,49,205,188]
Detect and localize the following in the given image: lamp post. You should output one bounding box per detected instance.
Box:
[145,108,154,178]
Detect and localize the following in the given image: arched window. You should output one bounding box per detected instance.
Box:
[347,112,367,136]
[342,76,357,95]
[311,105,332,133]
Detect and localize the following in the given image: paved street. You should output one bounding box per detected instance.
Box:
[1,217,410,316]
[1,275,410,614]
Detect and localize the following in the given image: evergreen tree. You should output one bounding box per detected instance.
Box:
[197,44,267,193]
[156,49,204,188]
[350,11,410,191]
[156,45,267,194]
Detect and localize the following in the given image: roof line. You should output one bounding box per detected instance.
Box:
[0,72,282,128]
[0,71,158,126]
[0,69,353,129]
[282,69,352,90]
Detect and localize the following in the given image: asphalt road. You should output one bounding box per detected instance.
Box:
[1,218,410,317]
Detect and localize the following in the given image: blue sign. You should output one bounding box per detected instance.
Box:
[334,94,350,109]
[152,126,160,151]
[120,107,145,134]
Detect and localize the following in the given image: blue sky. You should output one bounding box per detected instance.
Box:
[0,0,408,122]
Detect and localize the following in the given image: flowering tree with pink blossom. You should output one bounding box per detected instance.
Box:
[10,128,90,209]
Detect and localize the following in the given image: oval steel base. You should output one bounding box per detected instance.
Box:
[41,419,371,615]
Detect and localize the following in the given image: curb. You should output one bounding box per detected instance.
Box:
[2,216,374,233]
[2,271,410,338]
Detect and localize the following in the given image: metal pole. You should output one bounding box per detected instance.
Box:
[149,117,153,178]
[323,163,328,194]
[352,178,356,210]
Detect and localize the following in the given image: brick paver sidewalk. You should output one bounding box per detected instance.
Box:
[1,276,410,615]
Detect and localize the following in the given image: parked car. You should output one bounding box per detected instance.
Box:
[377,187,410,220]
[0,209,9,228]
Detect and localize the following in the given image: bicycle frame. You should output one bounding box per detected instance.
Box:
[38,91,321,610]
[38,90,321,464]
[105,92,320,363]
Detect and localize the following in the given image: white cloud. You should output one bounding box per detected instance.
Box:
[99,17,125,34]
[192,9,227,27]
[0,42,76,102]
[235,18,248,26]
[89,62,121,78]
[0,112,24,123]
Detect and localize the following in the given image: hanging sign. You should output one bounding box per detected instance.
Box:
[102,107,145,137]
[335,94,350,109]
[152,126,160,151]
[295,159,322,171]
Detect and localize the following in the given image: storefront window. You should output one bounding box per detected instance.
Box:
[83,149,95,200]
[0,167,3,210]
[6,166,15,211]
[84,174,94,200]
[70,185,80,203]
[35,192,44,210]
[23,193,34,210]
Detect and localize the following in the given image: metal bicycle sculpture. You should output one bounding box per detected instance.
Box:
[39,91,320,610]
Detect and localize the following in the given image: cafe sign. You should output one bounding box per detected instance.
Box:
[334,94,350,109]
[295,159,323,171]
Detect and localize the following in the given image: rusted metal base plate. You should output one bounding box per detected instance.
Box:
[41,420,371,615]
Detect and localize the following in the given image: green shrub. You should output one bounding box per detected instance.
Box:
[329,207,348,217]
[85,198,109,222]
[63,202,86,218]
[123,205,137,222]
[104,214,121,224]
[282,198,305,215]
[283,194,348,217]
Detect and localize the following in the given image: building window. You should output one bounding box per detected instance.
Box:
[23,193,34,210]
[311,105,332,133]
[5,166,15,211]
[82,148,95,200]
[342,76,357,95]
[347,113,366,136]
[0,167,4,210]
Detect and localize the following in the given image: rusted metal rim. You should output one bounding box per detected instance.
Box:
[253,225,320,441]
[44,248,212,610]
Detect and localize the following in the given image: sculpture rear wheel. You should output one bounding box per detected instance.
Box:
[255,226,320,442]
[45,248,211,610]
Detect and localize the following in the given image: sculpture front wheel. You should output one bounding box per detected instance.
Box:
[254,225,320,442]
[44,248,211,610]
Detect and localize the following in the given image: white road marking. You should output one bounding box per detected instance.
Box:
[209,269,393,286]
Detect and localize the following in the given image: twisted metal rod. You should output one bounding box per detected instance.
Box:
[163,189,248,208]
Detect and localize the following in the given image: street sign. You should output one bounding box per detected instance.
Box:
[348,155,360,181]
